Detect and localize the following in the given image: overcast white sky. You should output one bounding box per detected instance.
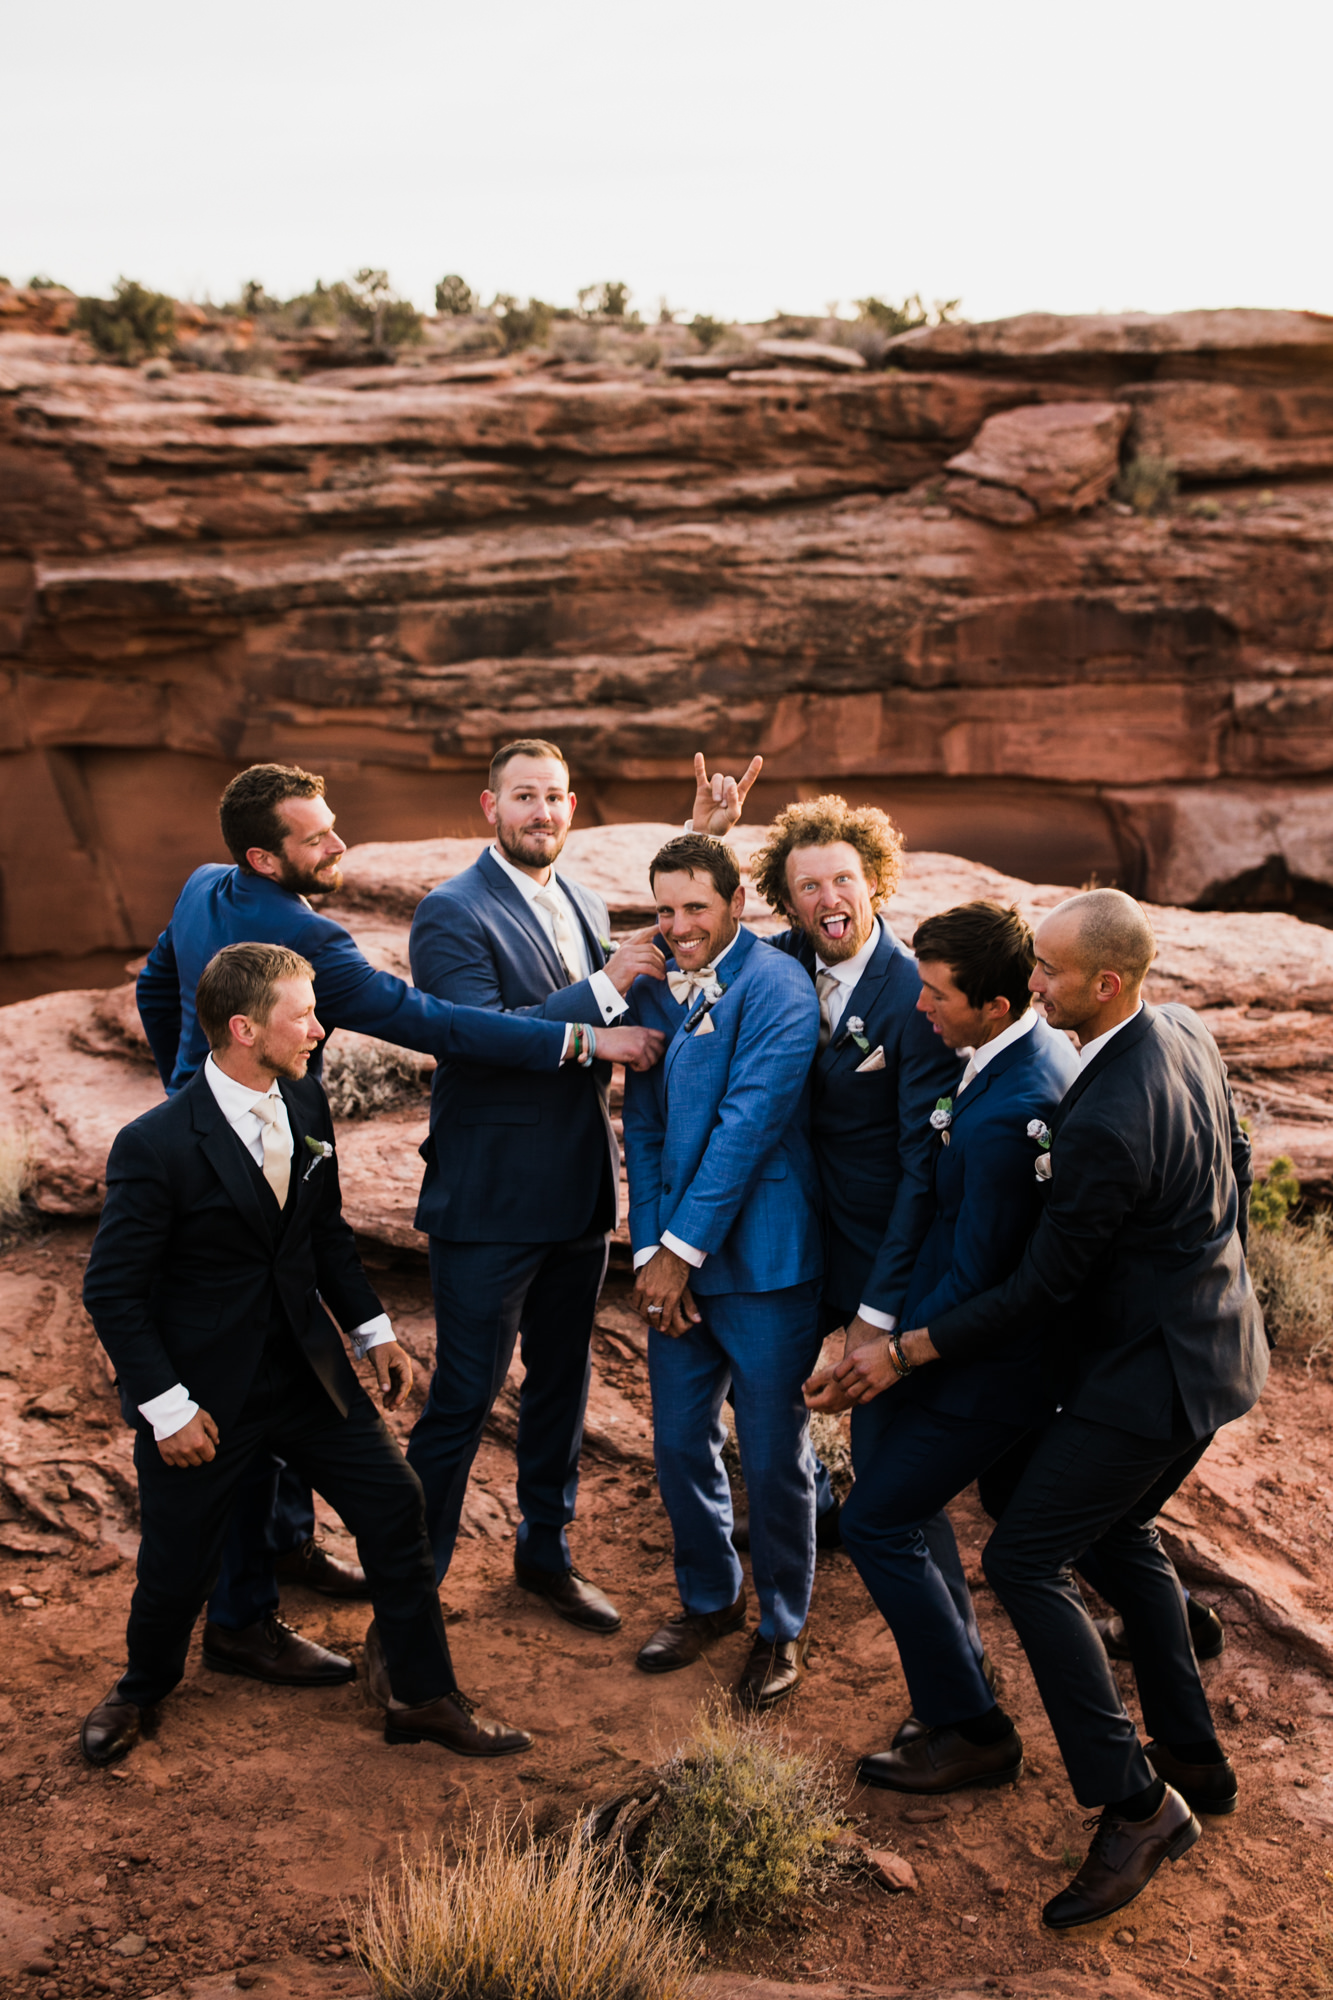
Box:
[4,0,1330,326]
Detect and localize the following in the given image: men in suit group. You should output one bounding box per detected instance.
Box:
[81,943,532,1766]
[623,835,823,1705]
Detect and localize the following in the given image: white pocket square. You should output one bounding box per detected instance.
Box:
[693,1013,715,1035]
[855,1045,886,1072]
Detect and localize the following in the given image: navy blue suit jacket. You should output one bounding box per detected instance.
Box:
[410,850,618,1245]
[899,1015,1079,1423]
[767,918,964,1319]
[623,926,822,1297]
[137,864,564,1093]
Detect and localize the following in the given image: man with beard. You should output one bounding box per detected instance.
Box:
[135,761,659,1690]
[405,741,667,1631]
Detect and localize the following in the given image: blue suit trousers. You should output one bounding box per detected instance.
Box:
[649,1280,822,1642]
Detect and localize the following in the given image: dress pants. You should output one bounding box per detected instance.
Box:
[121,1329,454,1711]
[840,1388,1024,1726]
[981,1412,1218,1806]
[406,1231,608,1583]
[206,1457,315,1628]
[649,1279,822,1642]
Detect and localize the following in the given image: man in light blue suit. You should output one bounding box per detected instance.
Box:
[623,834,823,1708]
[807,900,1078,1794]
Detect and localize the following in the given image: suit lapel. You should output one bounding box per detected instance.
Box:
[478,849,568,989]
[663,927,754,1088]
[822,918,898,1068]
[190,1070,278,1248]
[1053,1003,1155,1129]
[555,871,608,972]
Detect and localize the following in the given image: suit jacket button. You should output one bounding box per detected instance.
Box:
[663,1183,672,1193]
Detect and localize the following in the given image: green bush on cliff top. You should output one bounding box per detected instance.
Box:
[74,278,175,363]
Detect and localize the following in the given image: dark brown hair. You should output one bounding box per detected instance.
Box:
[196,942,314,1051]
[751,795,904,918]
[912,902,1035,1017]
[487,739,570,790]
[219,764,324,872]
[648,834,742,902]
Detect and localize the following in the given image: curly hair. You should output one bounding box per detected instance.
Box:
[750,796,904,918]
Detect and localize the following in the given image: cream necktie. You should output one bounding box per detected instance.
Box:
[815,968,841,1050]
[533,884,582,984]
[250,1096,292,1208]
[956,1055,980,1096]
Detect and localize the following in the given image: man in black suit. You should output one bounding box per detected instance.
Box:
[79,943,531,1767]
[855,889,1267,1930]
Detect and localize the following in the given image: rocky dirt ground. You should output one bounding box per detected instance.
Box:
[3,1222,1333,2000]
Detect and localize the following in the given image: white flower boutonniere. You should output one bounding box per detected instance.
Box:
[844,1014,871,1055]
[302,1135,334,1183]
[930,1096,953,1132]
[1027,1118,1052,1182]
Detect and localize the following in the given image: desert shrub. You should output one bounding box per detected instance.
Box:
[0,1125,33,1232]
[690,314,725,351]
[644,1705,841,1923]
[28,273,63,290]
[322,1037,433,1120]
[1116,453,1178,515]
[434,273,476,315]
[552,321,602,364]
[855,292,960,337]
[350,1815,694,2000]
[344,269,423,350]
[74,278,176,363]
[492,294,554,351]
[1247,1209,1333,1366]
[1250,1152,1301,1233]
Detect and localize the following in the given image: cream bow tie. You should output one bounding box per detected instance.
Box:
[666,964,724,1016]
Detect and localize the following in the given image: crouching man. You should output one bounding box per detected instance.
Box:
[79,942,531,1767]
[624,836,823,1707]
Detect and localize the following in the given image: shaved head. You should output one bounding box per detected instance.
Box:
[1050,889,1157,984]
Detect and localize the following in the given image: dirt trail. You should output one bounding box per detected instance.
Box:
[2,1225,1331,2000]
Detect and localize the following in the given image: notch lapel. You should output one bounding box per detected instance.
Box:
[555,872,609,972]
[478,849,569,990]
[1052,1003,1155,1131]
[190,1071,277,1248]
[663,928,754,1087]
[823,918,897,1069]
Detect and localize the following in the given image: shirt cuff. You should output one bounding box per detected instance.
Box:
[588,968,629,1022]
[348,1313,395,1358]
[633,1246,656,1270]
[661,1230,706,1269]
[855,1304,899,1332]
[138,1382,200,1442]
[559,1023,573,1062]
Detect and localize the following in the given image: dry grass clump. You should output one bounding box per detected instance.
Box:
[1248,1209,1333,1367]
[644,1704,841,1923]
[350,1815,694,2000]
[0,1125,34,1231]
[322,1036,433,1119]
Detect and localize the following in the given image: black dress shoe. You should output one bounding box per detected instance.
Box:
[1145,1739,1238,1815]
[81,1685,150,1767]
[273,1535,371,1600]
[513,1559,621,1633]
[858,1722,1023,1794]
[636,1590,747,1673]
[1096,1599,1226,1665]
[384,1688,532,1758]
[202,1613,354,1686]
[891,1652,998,1748]
[736,1625,810,1708]
[731,1501,842,1555]
[1043,1785,1201,1929]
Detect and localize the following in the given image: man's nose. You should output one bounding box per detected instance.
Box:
[326,832,347,856]
[309,1013,326,1041]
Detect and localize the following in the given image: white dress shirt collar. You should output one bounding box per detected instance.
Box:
[815,914,882,986]
[966,1004,1039,1077]
[204,1052,281,1120]
[489,842,564,903]
[1077,1001,1144,1070]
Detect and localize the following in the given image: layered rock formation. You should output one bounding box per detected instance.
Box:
[3,307,1333,984]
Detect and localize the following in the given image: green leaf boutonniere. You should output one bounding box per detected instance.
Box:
[844,1014,871,1055]
[302,1134,334,1182]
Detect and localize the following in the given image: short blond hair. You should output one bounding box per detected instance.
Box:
[750,795,904,917]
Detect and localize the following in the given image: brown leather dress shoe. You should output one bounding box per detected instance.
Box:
[891,1652,999,1748]
[202,1613,354,1686]
[737,1625,811,1709]
[1145,1739,1238,1815]
[858,1722,1024,1794]
[1043,1785,1201,1929]
[273,1535,371,1600]
[514,1558,622,1633]
[636,1590,747,1673]
[384,1689,532,1757]
[80,1685,150,1766]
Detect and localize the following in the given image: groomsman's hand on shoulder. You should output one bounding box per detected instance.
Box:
[367,1341,413,1412]
[690,752,763,836]
[158,1409,219,1468]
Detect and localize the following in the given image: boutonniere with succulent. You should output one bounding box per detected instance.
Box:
[1027,1119,1052,1181]
[843,1014,871,1055]
[302,1135,334,1182]
[929,1096,954,1144]
[598,934,612,954]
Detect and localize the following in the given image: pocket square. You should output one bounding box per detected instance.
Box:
[693,1013,715,1035]
[855,1044,886,1072]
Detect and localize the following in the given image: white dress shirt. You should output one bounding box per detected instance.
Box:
[814,918,883,1038]
[1076,1001,1143,1068]
[635,928,744,1274]
[137,1056,395,1442]
[488,844,628,1026]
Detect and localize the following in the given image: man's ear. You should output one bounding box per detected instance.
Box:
[227,1011,258,1049]
[245,846,280,879]
[730,884,747,918]
[480,789,498,827]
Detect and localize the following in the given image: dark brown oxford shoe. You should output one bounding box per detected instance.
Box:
[736,1625,811,1709]
[1145,1739,1238,1816]
[202,1613,354,1686]
[384,1689,532,1758]
[80,1685,150,1767]
[859,1722,1023,1795]
[513,1558,622,1633]
[1096,1599,1225,1665]
[636,1589,747,1673]
[891,1652,999,1749]
[1043,1785,1200,1929]
[273,1535,371,1600]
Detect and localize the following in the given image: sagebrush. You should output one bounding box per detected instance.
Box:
[1247,1209,1333,1366]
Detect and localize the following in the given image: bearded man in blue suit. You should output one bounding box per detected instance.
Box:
[623,835,823,1709]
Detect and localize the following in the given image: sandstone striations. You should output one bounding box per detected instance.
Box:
[2,308,1333,982]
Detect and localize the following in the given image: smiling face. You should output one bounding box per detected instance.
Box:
[251,795,348,897]
[783,840,878,963]
[482,754,575,877]
[653,868,746,974]
[916,959,1015,1050]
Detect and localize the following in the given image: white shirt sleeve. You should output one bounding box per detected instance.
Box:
[588,969,629,1022]
[661,1230,706,1269]
[138,1382,200,1442]
[348,1313,397,1358]
[855,1304,899,1333]
[633,1246,656,1270]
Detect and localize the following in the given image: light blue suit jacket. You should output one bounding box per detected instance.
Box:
[623,926,822,1297]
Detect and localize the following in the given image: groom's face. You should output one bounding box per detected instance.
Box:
[653,868,745,972]
[783,841,877,963]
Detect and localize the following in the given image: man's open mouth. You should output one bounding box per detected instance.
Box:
[819,915,850,940]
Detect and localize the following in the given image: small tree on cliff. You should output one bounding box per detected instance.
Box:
[434,273,476,315]
[74,278,176,364]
